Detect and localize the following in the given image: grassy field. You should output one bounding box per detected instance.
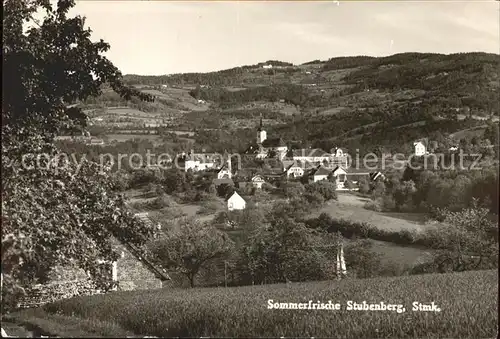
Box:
[312,193,428,232]
[106,133,163,143]
[9,270,498,338]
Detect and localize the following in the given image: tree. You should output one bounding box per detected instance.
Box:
[162,169,187,193]
[2,0,154,306]
[151,218,233,287]
[282,181,305,198]
[357,176,370,194]
[371,180,386,199]
[239,216,329,284]
[344,240,384,279]
[424,200,498,272]
[305,180,337,201]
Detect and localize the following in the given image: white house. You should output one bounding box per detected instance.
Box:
[413,141,427,156]
[217,158,232,179]
[291,148,331,163]
[328,147,349,168]
[331,166,347,189]
[184,151,221,172]
[251,175,265,189]
[227,192,246,211]
[284,161,305,178]
[262,64,273,69]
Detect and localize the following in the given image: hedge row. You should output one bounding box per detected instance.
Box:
[305,213,434,247]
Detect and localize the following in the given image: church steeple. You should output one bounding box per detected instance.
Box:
[256,113,267,144]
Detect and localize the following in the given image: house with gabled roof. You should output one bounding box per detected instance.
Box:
[413,139,428,156]
[283,161,305,178]
[308,165,332,183]
[330,166,385,190]
[251,174,265,189]
[227,191,246,211]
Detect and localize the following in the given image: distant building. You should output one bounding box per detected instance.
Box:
[184,150,222,172]
[413,140,427,156]
[217,157,232,179]
[227,191,246,211]
[329,147,349,167]
[262,64,273,69]
[86,138,104,146]
[308,165,332,183]
[291,148,330,163]
[283,161,306,178]
[330,166,383,190]
[245,115,288,160]
[251,175,265,189]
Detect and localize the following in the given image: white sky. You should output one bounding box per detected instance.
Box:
[62,0,500,75]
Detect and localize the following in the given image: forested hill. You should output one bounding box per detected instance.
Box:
[104,53,500,154]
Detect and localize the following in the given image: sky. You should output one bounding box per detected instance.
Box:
[61,0,500,75]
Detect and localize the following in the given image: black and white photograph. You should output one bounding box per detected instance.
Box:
[1,0,499,337]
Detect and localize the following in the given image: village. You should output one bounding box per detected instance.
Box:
[177,116,439,212]
[2,0,498,337]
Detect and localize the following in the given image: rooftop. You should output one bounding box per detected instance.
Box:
[291,148,329,158]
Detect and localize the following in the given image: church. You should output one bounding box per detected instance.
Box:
[245,115,288,160]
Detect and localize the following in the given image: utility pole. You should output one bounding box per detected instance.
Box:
[224,261,228,288]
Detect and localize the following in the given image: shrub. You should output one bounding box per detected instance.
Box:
[364,199,383,212]
[305,215,435,248]
[305,181,337,201]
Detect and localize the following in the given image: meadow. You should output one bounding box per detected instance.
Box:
[9,270,498,338]
[313,193,428,232]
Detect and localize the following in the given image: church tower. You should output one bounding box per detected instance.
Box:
[256,114,267,145]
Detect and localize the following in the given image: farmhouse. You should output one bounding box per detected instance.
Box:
[251,174,265,189]
[308,165,332,183]
[217,159,232,179]
[329,147,349,167]
[330,166,385,190]
[227,191,246,211]
[283,161,306,178]
[183,150,223,172]
[413,139,428,156]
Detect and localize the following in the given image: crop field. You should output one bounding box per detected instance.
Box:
[11,270,498,338]
[140,88,210,112]
[106,134,163,144]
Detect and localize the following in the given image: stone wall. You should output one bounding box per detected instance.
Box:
[16,240,167,308]
[115,242,163,291]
